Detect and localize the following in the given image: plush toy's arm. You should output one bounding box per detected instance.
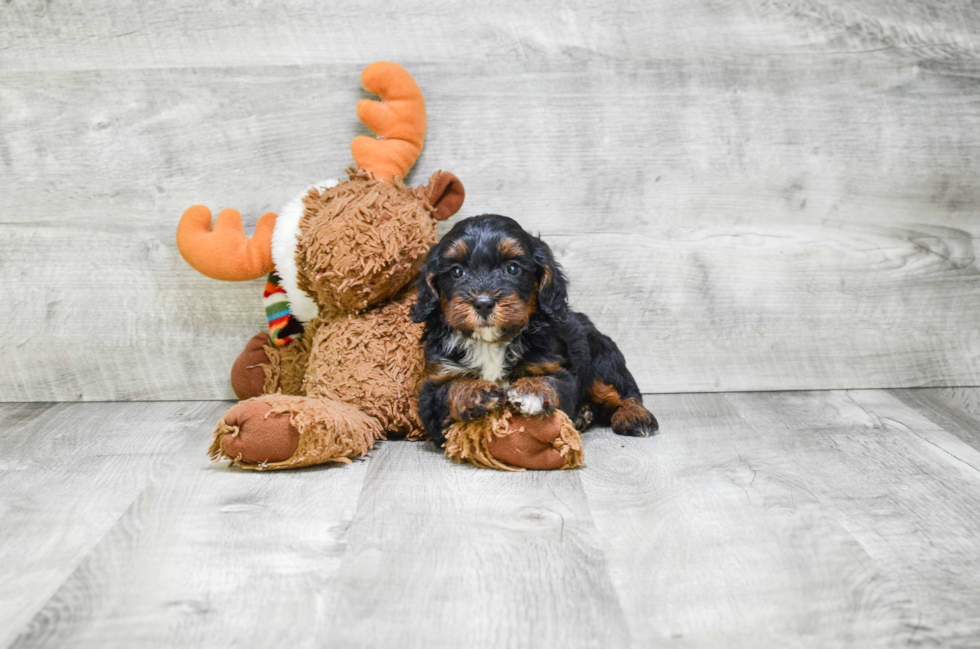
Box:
[443,409,584,471]
[261,320,318,396]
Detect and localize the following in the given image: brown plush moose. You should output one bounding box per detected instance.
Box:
[176,62,582,471]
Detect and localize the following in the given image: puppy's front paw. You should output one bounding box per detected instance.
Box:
[506,377,558,417]
[611,398,659,437]
[507,389,547,416]
[449,380,506,423]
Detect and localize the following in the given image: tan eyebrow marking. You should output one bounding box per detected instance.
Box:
[444,239,468,261]
[498,237,525,259]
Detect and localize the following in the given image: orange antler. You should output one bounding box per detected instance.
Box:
[351,62,427,183]
[176,205,276,281]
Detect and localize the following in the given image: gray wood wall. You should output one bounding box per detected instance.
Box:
[2,0,979,401]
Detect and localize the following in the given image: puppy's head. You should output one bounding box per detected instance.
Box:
[411,215,568,341]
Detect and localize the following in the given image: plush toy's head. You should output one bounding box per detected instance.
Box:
[296,168,462,313]
[176,62,465,316]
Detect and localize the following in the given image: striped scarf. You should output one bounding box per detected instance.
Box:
[263,272,305,346]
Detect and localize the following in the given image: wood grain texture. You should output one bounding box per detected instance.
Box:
[890,386,980,451]
[581,393,911,647]
[3,0,980,399]
[319,441,630,649]
[2,0,978,72]
[580,390,980,647]
[7,391,980,647]
[7,402,372,649]
[0,401,228,649]
[925,386,980,421]
[720,390,980,646]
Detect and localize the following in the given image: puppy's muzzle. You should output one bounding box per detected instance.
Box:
[472,295,496,319]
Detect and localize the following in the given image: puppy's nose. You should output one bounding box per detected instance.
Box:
[472,296,496,318]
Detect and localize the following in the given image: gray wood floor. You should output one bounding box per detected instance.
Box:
[3,389,980,648]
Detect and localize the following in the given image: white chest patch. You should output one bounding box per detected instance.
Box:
[449,330,520,383]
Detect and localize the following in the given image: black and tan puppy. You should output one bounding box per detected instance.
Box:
[411,214,658,448]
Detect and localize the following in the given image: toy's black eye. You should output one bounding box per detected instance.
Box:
[450,266,464,279]
[505,262,521,276]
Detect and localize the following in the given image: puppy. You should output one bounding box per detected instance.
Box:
[411,214,658,448]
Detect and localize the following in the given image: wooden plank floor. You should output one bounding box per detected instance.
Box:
[3,389,980,648]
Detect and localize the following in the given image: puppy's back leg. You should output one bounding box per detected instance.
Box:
[580,316,659,437]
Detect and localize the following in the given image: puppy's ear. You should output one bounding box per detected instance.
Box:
[411,243,442,323]
[531,236,568,321]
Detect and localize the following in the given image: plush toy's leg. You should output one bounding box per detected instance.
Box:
[444,409,583,471]
[230,324,319,400]
[208,394,383,470]
[230,333,274,400]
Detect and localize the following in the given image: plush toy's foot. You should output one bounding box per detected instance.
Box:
[230,333,272,400]
[208,395,384,470]
[215,400,299,463]
[487,413,569,470]
[444,409,584,471]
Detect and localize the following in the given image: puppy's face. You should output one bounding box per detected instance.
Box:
[414,215,560,343]
[436,217,538,342]
[412,214,569,338]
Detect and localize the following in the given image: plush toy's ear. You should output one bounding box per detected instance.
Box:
[411,243,443,323]
[531,236,569,321]
[427,171,465,221]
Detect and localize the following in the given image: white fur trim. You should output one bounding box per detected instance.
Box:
[271,178,339,323]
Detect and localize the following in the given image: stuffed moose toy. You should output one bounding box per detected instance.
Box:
[176,62,583,471]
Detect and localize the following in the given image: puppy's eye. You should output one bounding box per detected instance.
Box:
[450,266,465,279]
[505,262,521,276]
